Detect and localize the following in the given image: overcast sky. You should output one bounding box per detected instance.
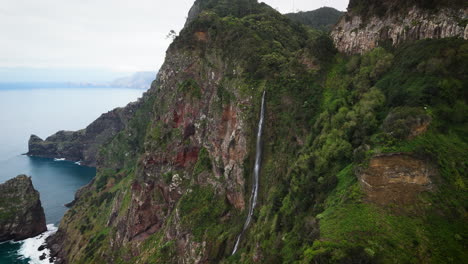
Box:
[0,0,348,82]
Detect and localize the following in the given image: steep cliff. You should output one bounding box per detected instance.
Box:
[331,0,468,53]
[46,1,332,263]
[0,175,47,242]
[44,0,467,263]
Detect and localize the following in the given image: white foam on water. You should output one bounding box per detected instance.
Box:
[18,224,57,264]
[53,158,65,161]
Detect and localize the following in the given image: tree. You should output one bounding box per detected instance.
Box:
[166,30,177,40]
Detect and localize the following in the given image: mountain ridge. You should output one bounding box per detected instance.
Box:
[285,7,344,32]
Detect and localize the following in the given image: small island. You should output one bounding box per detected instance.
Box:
[0,175,47,242]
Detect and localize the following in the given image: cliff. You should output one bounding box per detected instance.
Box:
[331,0,468,53]
[27,97,146,166]
[46,1,333,262]
[0,175,47,242]
[43,0,467,263]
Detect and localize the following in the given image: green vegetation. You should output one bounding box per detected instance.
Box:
[178,79,202,99]
[193,0,261,18]
[349,0,468,19]
[193,147,212,176]
[285,7,343,32]
[179,186,228,241]
[98,94,156,169]
[249,38,467,263]
[55,0,467,262]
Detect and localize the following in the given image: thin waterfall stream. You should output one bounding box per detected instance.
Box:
[232,91,266,255]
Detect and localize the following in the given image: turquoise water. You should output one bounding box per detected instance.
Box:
[0,157,95,264]
[0,87,144,263]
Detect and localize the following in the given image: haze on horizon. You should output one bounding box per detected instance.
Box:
[0,0,348,82]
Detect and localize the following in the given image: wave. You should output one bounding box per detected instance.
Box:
[53,158,65,161]
[18,224,57,264]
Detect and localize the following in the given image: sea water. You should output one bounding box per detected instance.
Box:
[0,87,143,263]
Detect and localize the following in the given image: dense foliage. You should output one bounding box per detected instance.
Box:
[285,7,344,32]
[348,0,468,18]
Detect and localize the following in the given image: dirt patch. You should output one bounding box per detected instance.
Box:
[194,31,208,42]
[409,120,430,139]
[357,153,436,206]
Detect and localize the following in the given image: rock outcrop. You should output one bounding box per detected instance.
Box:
[0,175,47,242]
[27,98,147,166]
[357,153,436,206]
[331,2,468,54]
[382,107,432,140]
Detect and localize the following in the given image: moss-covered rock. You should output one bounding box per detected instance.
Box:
[0,175,46,242]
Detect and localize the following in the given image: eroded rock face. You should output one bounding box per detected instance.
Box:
[27,98,148,166]
[357,153,436,206]
[48,25,252,263]
[0,175,47,242]
[331,6,468,54]
[108,48,250,256]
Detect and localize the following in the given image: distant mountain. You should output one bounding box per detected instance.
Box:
[0,71,156,90]
[110,71,156,89]
[285,7,343,32]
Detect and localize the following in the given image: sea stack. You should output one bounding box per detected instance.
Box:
[0,175,47,242]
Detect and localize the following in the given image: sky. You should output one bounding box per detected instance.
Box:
[0,0,348,82]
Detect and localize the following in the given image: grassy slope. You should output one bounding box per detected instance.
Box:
[263,39,467,263]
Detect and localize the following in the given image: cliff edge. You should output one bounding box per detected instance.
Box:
[331,0,468,53]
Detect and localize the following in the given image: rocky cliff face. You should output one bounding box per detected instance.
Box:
[41,0,468,263]
[0,175,47,242]
[49,31,254,264]
[45,0,331,262]
[27,98,145,166]
[331,3,468,54]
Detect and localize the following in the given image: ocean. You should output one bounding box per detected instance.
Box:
[0,87,144,263]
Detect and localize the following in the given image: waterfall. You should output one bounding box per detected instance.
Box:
[232,91,266,255]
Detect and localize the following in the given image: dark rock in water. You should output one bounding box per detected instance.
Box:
[0,175,47,242]
[46,231,66,264]
[39,253,47,260]
[38,244,46,251]
[26,99,146,167]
